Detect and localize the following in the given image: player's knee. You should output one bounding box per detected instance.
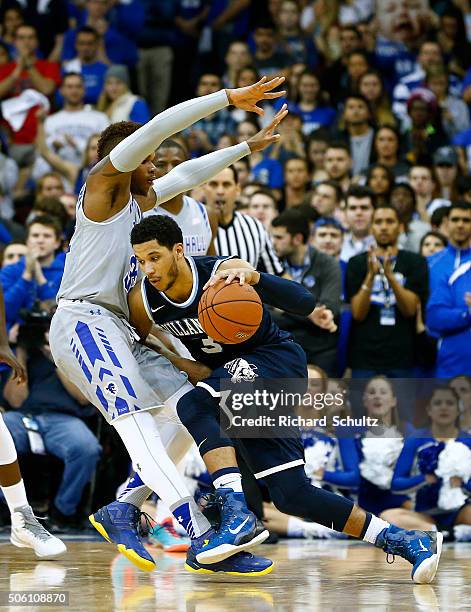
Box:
[266,469,312,516]
[177,386,216,428]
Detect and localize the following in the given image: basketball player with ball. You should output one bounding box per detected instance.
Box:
[125,213,443,583]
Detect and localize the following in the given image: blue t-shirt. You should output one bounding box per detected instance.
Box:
[289,103,336,135]
[251,158,284,190]
[375,37,417,89]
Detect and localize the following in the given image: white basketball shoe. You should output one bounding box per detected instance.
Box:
[10,505,67,559]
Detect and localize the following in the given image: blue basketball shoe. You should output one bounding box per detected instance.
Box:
[194,489,269,564]
[185,547,274,576]
[375,526,443,584]
[89,501,156,572]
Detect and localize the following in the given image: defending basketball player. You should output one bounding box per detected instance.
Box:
[123,214,443,584]
[48,77,287,575]
[0,286,66,559]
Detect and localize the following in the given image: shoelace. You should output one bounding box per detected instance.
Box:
[137,511,155,538]
[383,535,416,565]
[17,508,53,543]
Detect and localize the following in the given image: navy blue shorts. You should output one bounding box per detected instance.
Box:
[197,339,308,479]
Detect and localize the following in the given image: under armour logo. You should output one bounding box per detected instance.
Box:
[177,516,184,523]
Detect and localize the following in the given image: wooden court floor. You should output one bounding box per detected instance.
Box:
[1,539,471,611]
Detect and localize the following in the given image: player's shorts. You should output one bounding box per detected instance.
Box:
[50,300,188,424]
[197,338,308,479]
[433,502,470,531]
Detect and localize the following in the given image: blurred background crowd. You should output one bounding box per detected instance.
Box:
[0,0,470,543]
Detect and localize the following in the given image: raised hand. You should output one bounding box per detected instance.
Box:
[227,76,286,116]
[308,305,337,333]
[247,104,288,153]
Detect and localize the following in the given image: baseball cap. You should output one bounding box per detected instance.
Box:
[433,146,458,166]
[314,217,345,232]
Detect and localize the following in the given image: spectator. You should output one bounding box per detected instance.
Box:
[408,164,440,221]
[35,173,64,201]
[62,26,108,106]
[453,125,471,173]
[430,206,451,237]
[340,186,375,263]
[0,24,61,168]
[306,129,329,183]
[0,215,64,328]
[97,65,150,124]
[345,49,371,97]
[182,74,236,152]
[0,6,24,53]
[138,0,177,114]
[0,141,19,219]
[336,94,375,176]
[428,202,471,293]
[281,157,310,210]
[239,119,284,191]
[35,111,100,197]
[433,147,461,202]
[358,70,396,126]
[391,387,471,530]
[324,142,352,192]
[365,163,395,206]
[419,231,447,258]
[403,88,449,163]
[29,197,68,231]
[246,189,279,230]
[2,242,27,268]
[310,217,345,261]
[2,319,101,531]
[390,183,430,253]
[270,112,306,165]
[323,25,364,105]
[233,156,250,189]
[277,0,319,69]
[310,180,343,218]
[61,0,138,69]
[449,376,471,434]
[252,20,289,77]
[0,0,68,61]
[346,204,429,378]
[223,40,252,88]
[33,73,108,186]
[270,209,341,375]
[426,64,470,140]
[457,176,471,205]
[372,125,410,180]
[203,166,283,275]
[392,40,457,127]
[289,71,336,136]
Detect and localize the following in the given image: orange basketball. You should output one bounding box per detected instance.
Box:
[198,280,263,344]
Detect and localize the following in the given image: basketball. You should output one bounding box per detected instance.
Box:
[198,280,263,344]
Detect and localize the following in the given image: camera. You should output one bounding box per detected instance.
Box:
[17,304,53,351]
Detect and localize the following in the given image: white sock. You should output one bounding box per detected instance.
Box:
[155,500,172,524]
[287,516,306,538]
[213,472,243,493]
[1,479,28,515]
[363,516,390,544]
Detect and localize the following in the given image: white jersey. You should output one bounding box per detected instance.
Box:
[145,195,212,256]
[57,185,141,318]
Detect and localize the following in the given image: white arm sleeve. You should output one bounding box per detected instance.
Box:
[109,89,229,173]
[152,141,251,205]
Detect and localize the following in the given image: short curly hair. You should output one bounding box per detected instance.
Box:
[97,121,142,161]
[130,215,183,250]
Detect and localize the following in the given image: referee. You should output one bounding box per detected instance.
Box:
[202,166,283,274]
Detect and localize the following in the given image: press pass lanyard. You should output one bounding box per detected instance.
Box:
[378,257,396,326]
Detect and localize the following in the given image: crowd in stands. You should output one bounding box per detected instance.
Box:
[0,0,470,541]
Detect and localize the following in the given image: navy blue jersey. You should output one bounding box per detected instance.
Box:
[141,256,291,369]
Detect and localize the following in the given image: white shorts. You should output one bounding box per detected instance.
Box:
[49,301,188,424]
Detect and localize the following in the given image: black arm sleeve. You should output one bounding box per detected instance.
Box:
[255,273,316,316]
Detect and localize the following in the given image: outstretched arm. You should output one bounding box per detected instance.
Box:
[141,106,288,212]
[85,78,285,222]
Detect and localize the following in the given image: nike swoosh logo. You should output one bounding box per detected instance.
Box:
[197,438,207,451]
[151,305,165,313]
[418,539,428,552]
[229,516,250,535]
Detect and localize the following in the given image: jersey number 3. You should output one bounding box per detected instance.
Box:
[201,337,223,354]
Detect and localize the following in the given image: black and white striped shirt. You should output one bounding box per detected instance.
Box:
[215,211,284,275]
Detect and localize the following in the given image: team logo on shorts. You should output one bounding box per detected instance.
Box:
[104,381,118,398]
[224,358,258,383]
